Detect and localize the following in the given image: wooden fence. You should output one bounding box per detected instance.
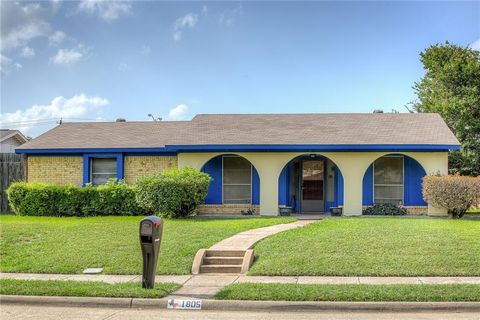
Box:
[0,153,25,213]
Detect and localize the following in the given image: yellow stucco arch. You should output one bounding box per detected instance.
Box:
[178,151,448,216]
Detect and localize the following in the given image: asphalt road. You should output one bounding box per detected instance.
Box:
[1,304,479,320]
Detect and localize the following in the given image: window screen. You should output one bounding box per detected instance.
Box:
[223,156,252,204]
[91,158,117,185]
[374,156,403,205]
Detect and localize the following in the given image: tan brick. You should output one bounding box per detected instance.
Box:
[197,204,260,215]
[27,156,83,186]
[124,156,177,184]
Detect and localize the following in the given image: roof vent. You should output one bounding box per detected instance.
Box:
[115,118,126,122]
[373,109,384,113]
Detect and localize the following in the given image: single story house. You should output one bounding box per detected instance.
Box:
[16,113,460,216]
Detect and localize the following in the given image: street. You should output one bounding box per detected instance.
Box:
[1,304,479,320]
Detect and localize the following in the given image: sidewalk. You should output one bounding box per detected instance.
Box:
[3,272,480,287]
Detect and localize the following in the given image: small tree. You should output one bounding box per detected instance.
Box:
[135,167,211,218]
[422,175,480,218]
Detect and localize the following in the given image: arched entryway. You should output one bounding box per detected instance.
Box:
[362,154,427,208]
[278,154,344,214]
[201,154,260,207]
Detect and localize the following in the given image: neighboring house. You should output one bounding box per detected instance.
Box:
[0,129,28,153]
[15,113,460,216]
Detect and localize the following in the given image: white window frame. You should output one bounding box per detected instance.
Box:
[222,155,253,204]
[373,155,404,205]
[90,157,118,186]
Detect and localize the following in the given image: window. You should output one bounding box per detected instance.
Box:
[374,156,403,205]
[91,158,117,185]
[223,156,252,204]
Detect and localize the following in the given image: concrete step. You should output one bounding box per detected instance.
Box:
[202,256,243,265]
[205,250,245,258]
[199,265,242,274]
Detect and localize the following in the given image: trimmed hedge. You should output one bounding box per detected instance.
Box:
[7,180,145,217]
[362,203,407,216]
[423,175,480,218]
[136,167,211,218]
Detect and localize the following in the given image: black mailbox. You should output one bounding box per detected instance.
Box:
[139,216,163,289]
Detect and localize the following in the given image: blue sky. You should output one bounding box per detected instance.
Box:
[1,1,479,136]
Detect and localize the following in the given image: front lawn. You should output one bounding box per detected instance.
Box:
[0,279,179,298]
[0,215,294,275]
[215,283,480,302]
[249,218,480,276]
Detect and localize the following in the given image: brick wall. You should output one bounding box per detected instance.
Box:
[197,204,260,215]
[124,156,177,184]
[27,156,83,186]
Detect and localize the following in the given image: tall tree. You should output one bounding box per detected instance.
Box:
[413,42,480,176]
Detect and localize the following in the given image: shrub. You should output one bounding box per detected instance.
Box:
[135,167,211,218]
[423,175,480,218]
[362,203,407,216]
[7,180,144,217]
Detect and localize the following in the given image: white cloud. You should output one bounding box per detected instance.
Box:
[48,30,67,46]
[118,63,128,71]
[1,1,52,51]
[470,38,480,51]
[140,45,151,56]
[77,0,132,22]
[51,48,84,65]
[166,104,189,120]
[173,13,199,41]
[0,54,22,74]
[219,3,243,26]
[21,46,35,58]
[0,94,109,136]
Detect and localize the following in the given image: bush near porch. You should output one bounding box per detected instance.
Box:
[0,215,294,275]
[422,175,480,218]
[249,218,480,276]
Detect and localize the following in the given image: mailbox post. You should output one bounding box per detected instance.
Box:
[139,216,163,289]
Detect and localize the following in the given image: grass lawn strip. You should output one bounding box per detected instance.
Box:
[0,279,179,298]
[214,283,480,302]
[0,216,294,275]
[249,218,480,276]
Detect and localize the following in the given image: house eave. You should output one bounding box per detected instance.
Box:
[15,144,460,155]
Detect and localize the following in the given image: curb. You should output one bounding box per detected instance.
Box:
[2,295,480,312]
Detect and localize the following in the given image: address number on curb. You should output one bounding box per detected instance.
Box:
[167,299,202,310]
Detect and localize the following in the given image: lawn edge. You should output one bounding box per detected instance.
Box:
[2,295,480,312]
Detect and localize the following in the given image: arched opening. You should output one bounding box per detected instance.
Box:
[278,154,344,214]
[200,154,260,206]
[362,154,427,207]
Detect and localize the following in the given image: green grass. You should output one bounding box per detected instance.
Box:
[249,218,480,276]
[214,283,480,302]
[0,215,294,275]
[0,279,179,298]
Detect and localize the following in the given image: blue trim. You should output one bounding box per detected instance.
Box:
[82,153,124,185]
[16,143,460,154]
[404,156,428,206]
[362,164,374,205]
[252,167,260,205]
[201,155,223,204]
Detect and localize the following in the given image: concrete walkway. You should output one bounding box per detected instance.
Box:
[209,219,314,250]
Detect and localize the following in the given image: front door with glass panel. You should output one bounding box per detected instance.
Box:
[301,160,324,212]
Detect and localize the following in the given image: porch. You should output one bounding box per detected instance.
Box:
[178,151,449,217]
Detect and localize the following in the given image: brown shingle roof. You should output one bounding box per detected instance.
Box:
[17,113,460,150]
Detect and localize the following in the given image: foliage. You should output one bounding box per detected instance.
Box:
[249,218,480,276]
[7,180,144,217]
[0,215,294,274]
[0,279,179,299]
[135,167,211,218]
[412,42,480,176]
[362,203,407,216]
[215,283,480,302]
[422,175,480,218]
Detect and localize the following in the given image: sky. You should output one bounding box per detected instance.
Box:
[1,0,479,137]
